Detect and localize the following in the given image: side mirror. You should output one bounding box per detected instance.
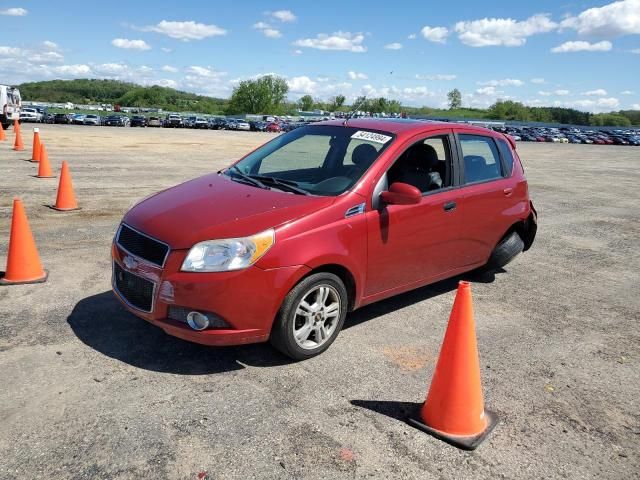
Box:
[380,182,422,205]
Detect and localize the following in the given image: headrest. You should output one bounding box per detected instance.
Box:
[352,143,378,166]
[404,143,439,170]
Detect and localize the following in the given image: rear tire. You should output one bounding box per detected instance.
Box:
[270,272,348,360]
[485,231,524,271]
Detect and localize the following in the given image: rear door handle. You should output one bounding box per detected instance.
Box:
[443,201,457,212]
[503,188,513,196]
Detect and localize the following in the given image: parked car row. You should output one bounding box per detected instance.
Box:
[494,125,640,146]
[23,112,640,143]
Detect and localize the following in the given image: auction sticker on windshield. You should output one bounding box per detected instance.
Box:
[351,131,393,144]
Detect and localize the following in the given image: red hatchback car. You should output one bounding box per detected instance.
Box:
[112,119,536,359]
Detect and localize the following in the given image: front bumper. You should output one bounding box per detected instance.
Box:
[111,242,310,346]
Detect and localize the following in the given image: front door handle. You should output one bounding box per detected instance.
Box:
[503,188,513,196]
[443,201,457,212]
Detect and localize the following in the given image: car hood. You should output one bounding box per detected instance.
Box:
[123,173,335,249]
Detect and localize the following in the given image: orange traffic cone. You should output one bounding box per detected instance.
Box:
[0,122,5,141]
[50,161,79,211]
[13,120,24,151]
[0,198,48,285]
[31,127,41,162]
[35,143,55,178]
[408,281,498,450]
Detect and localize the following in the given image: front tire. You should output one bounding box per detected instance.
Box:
[270,272,348,360]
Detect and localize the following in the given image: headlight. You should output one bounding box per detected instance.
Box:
[181,229,275,272]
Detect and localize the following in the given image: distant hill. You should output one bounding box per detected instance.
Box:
[18,79,228,114]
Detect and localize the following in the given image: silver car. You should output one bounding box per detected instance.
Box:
[83,114,101,126]
[235,120,250,131]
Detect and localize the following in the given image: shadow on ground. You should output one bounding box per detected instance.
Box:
[67,291,291,375]
[350,399,421,422]
[344,268,501,330]
[68,269,501,375]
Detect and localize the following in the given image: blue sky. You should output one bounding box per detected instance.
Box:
[1,0,639,111]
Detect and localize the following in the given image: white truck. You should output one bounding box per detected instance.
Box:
[1,85,21,130]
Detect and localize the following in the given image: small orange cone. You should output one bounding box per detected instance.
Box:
[35,143,55,178]
[408,281,498,450]
[0,122,5,141]
[31,127,41,162]
[0,198,48,285]
[13,120,24,151]
[50,161,80,211]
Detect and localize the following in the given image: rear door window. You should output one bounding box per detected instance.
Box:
[459,135,503,184]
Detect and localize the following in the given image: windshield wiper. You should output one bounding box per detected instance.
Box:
[226,166,269,190]
[248,175,310,195]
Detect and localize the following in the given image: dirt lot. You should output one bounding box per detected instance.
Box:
[1,125,639,479]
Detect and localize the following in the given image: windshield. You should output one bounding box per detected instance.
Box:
[229,125,394,196]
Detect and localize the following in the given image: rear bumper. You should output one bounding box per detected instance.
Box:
[111,242,310,346]
[523,201,537,251]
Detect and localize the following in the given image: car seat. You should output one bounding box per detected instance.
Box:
[397,144,443,193]
[463,155,500,183]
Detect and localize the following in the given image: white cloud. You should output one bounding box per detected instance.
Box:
[551,40,612,53]
[539,89,570,96]
[0,7,27,16]
[111,38,151,50]
[287,76,317,94]
[568,97,620,110]
[415,74,457,81]
[141,20,227,41]
[420,26,449,43]
[476,86,498,95]
[455,14,557,47]
[0,44,63,64]
[43,41,58,50]
[478,78,524,87]
[620,90,635,95]
[348,71,368,80]
[263,28,282,38]
[0,46,23,56]
[293,32,366,52]
[253,22,282,38]
[161,47,173,53]
[270,10,296,22]
[561,0,640,37]
[360,84,436,103]
[161,65,178,73]
[531,78,546,84]
[186,66,225,78]
[408,33,417,40]
[384,42,403,50]
[631,48,640,54]
[28,51,64,64]
[582,89,608,96]
[155,79,178,88]
[93,63,129,75]
[632,103,640,109]
[292,49,303,55]
[52,64,92,76]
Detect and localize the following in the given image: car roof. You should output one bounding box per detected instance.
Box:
[315,118,498,136]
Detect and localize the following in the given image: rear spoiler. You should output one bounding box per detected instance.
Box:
[503,133,517,150]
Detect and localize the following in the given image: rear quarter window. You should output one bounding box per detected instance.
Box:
[496,139,514,177]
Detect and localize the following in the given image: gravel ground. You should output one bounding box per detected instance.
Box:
[0,125,638,479]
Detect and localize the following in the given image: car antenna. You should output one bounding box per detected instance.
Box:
[343,95,367,126]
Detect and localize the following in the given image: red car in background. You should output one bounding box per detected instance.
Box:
[112,119,537,359]
[266,122,282,133]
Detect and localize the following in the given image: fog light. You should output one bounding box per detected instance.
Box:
[186,311,210,331]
